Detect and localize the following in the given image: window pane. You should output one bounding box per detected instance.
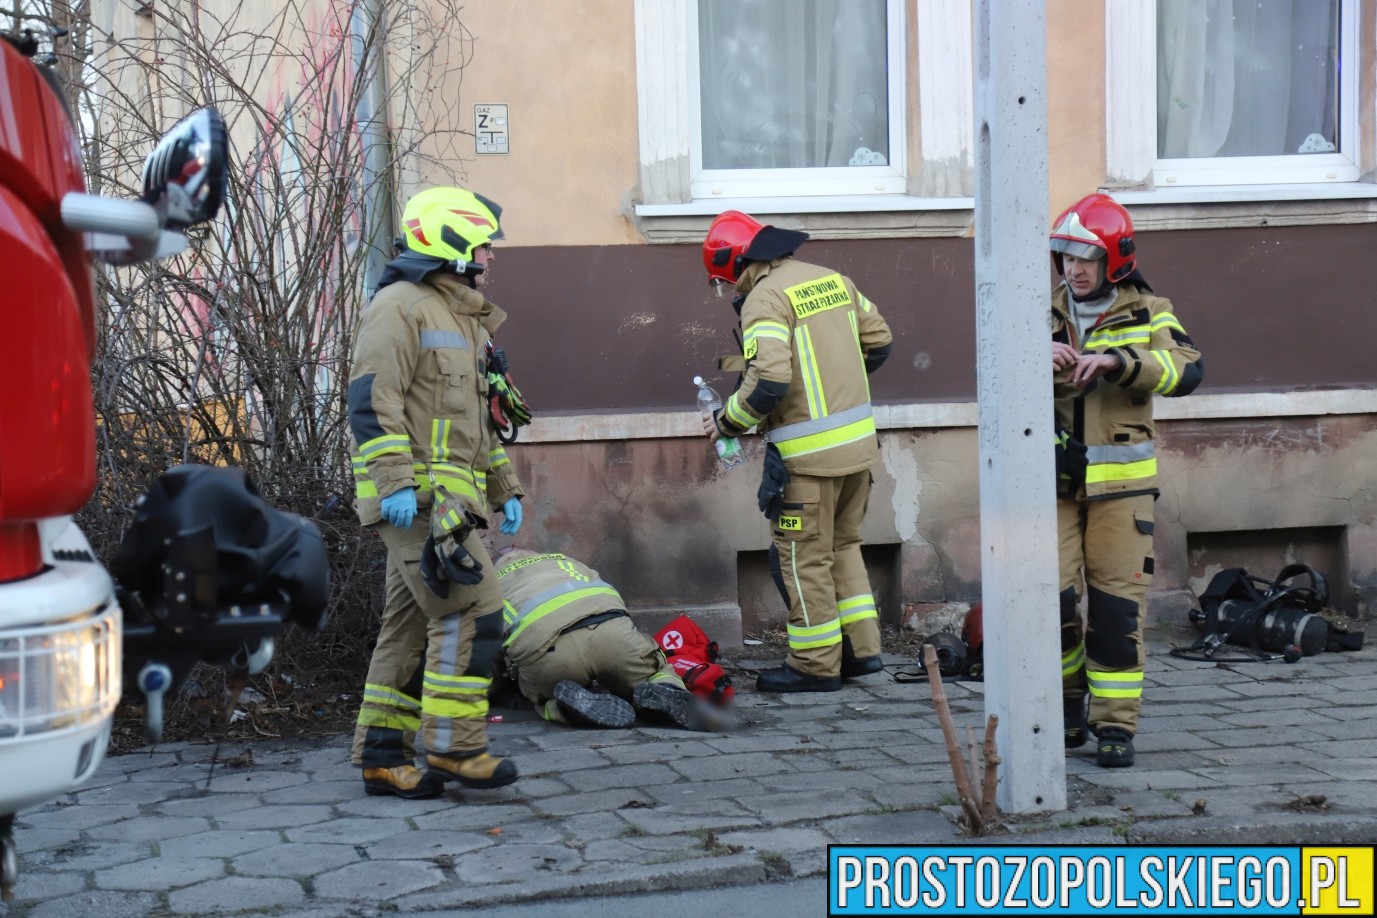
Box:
[1157,0,1340,158]
[698,0,889,170]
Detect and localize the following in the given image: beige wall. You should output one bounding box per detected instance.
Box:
[414,0,1119,244]
[1046,0,1108,216]
[407,0,643,247]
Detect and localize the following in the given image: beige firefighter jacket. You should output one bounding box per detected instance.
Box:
[717,258,893,477]
[348,271,524,529]
[496,553,625,667]
[1051,281,1203,500]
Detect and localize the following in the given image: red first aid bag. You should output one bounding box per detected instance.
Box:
[655,615,733,706]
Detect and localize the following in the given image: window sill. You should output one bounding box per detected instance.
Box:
[633,195,974,244]
[516,389,1377,443]
[1109,183,1377,231]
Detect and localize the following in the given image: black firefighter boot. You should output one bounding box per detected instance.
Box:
[632,681,724,731]
[1064,694,1089,750]
[425,751,519,789]
[1095,727,1136,768]
[363,764,445,799]
[756,664,842,693]
[841,635,883,679]
[551,680,636,728]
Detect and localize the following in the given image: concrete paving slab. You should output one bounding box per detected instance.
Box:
[166,876,306,915]
[94,855,225,890]
[8,635,1377,913]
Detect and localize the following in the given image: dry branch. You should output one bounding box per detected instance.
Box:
[924,643,982,831]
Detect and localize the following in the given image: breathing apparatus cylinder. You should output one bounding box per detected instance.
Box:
[1215,598,1329,657]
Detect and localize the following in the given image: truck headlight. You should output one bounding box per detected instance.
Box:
[0,605,120,739]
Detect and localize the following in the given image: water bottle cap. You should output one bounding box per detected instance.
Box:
[693,376,705,386]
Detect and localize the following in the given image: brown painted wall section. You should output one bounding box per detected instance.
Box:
[485,223,1377,412]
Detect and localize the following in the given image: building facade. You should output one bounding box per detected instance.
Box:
[93,0,1377,643]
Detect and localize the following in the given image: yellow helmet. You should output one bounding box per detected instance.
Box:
[400,186,505,264]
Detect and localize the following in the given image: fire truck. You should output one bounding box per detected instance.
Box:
[1,28,327,899]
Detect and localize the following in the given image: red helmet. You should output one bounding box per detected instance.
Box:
[1049,193,1136,283]
[960,602,983,655]
[702,210,765,284]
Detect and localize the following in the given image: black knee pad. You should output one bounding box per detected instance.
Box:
[466,609,503,677]
[1085,586,1139,668]
[1059,587,1080,651]
[402,656,425,698]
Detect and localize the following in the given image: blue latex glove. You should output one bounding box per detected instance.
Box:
[380,487,417,529]
[499,497,523,535]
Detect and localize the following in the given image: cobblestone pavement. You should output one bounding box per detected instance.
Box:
[4,635,1376,916]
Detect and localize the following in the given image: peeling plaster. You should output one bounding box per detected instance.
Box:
[881,437,923,542]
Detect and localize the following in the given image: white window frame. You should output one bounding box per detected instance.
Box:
[685,0,907,199]
[635,0,976,215]
[1108,0,1361,191]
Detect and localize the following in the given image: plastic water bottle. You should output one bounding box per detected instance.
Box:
[694,376,745,469]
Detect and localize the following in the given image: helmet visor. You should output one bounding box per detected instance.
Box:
[1050,237,1105,261]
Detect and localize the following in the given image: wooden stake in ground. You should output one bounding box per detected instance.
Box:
[923,643,1001,834]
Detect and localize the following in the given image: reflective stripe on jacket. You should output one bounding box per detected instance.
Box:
[722,258,893,477]
[1051,282,1203,500]
[348,271,523,527]
[496,553,624,665]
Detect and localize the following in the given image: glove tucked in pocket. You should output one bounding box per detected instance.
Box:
[1054,427,1088,499]
[757,441,790,521]
[420,532,485,597]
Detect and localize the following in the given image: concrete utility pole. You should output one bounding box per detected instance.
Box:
[352,0,394,297]
[972,0,1066,812]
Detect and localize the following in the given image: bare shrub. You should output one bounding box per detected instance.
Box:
[16,0,475,745]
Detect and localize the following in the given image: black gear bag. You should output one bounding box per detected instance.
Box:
[1174,563,1363,663]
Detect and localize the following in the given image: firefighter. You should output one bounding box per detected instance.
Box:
[699,211,893,693]
[348,186,526,799]
[493,547,718,730]
[1049,193,1204,768]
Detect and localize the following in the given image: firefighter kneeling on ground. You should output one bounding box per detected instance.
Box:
[493,546,724,731]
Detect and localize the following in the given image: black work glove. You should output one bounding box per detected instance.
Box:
[420,532,485,598]
[757,442,790,521]
[1054,427,1088,499]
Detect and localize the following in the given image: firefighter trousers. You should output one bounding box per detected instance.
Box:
[771,469,881,679]
[1057,491,1154,735]
[352,520,505,768]
[511,616,684,719]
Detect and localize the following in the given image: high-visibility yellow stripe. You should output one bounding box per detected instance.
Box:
[773,414,876,460]
[506,586,623,644]
[648,671,686,689]
[1151,313,1184,334]
[1085,456,1157,484]
[359,434,410,459]
[837,594,877,626]
[1085,325,1150,348]
[489,447,510,469]
[787,618,842,649]
[1087,670,1143,698]
[422,672,489,690]
[356,708,422,731]
[1061,645,1085,677]
[422,696,488,719]
[363,683,421,710]
[744,321,790,345]
[1152,350,1179,394]
[794,325,827,420]
[724,391,755,429]
[431,419,451,463]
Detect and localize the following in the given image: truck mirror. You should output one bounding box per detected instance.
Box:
[140,106,227,229]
